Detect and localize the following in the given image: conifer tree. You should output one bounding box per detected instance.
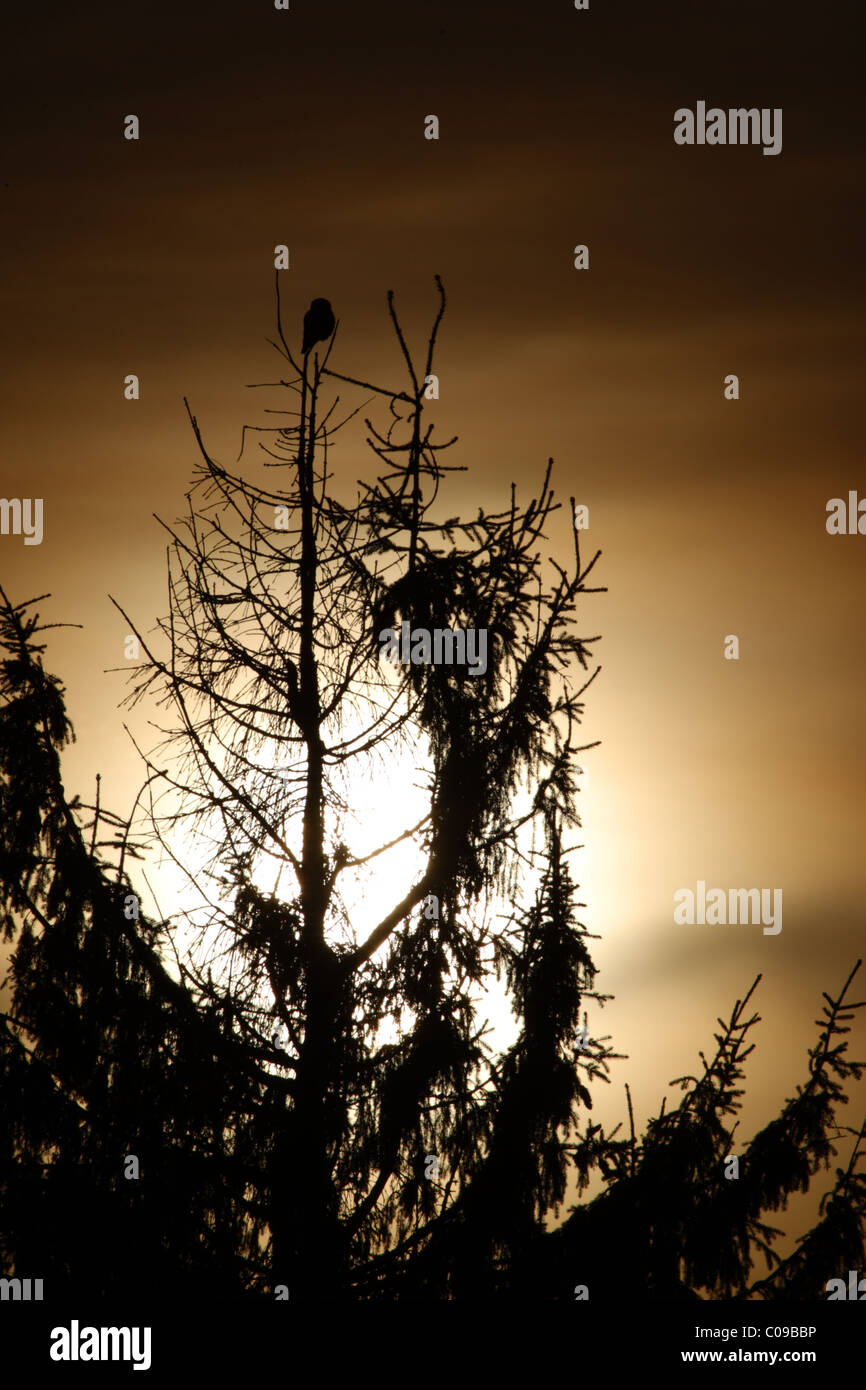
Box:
[1,280,863,1303]
[541,968,865,1300]
[0,589,273,1299]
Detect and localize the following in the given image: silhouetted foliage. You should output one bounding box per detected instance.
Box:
[1,281,864,1301]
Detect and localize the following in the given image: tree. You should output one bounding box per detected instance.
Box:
[1,278,864,1303]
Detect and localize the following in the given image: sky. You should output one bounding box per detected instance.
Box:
[2,0,864,1261]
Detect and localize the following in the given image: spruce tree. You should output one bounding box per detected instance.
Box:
[1,280,863,1303]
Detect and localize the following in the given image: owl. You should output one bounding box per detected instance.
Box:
[302,298,335,356]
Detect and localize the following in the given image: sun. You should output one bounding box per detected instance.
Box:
[136,701,581,1059]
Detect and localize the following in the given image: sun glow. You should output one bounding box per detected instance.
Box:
[137,694,536,1057]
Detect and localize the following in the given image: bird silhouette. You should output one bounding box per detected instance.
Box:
[302,298,335,356]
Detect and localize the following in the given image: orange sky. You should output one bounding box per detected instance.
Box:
[2,0,864,1256]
